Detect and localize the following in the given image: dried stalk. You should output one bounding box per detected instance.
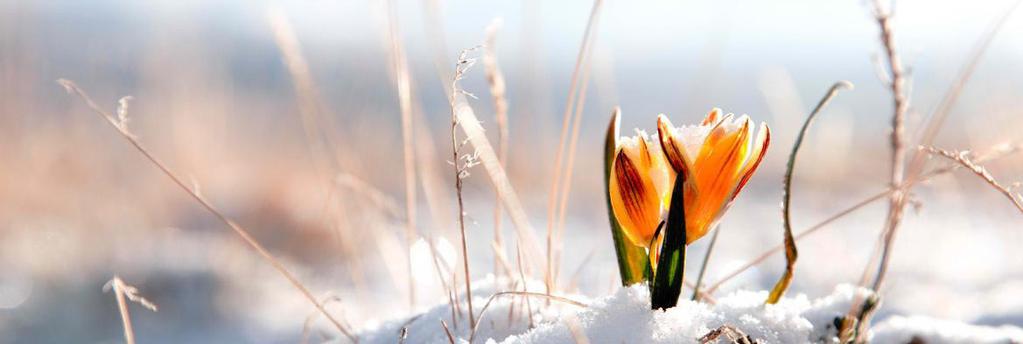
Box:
[450,48,482,328]
[58,80,357,342]
[848,1,1021,338]
[871,0,910,293]
[449,60,544,269]
[440,320,456,344]
[553,45,596,286]
[545,0,604,296]
[383,0,420,310]
[516,245,536,329]
[334,173,403,219]
[907,0,1022,178]
[104,276,158,344]
[268,10,364,292]
[691,227,720,302]
[768,81,854,304]
[921,146,1023,214]
[425,236,460,332]
[485,19,511,278]
[300,295,346,344]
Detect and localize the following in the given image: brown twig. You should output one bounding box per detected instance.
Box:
[58,80,358,342]
[842,3,913,338]
[104,276,158,344]
[921,146,1023,214]
[870,0,910,293]
[546,0,604,297]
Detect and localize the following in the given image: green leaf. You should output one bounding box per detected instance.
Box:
[604,107,651,286]
[650,172,687,310]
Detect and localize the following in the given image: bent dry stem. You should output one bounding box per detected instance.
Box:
[58,79,358,342]
[767,81,853,304]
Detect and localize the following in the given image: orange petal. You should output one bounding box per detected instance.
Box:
[699,113,733,153]
[688,117,752,243]
[732,122,770,199]
[702,108,723,126]
[609,150,662,248]
[656,114,693,176]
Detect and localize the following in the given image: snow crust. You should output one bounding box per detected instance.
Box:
[354,277,1023,344]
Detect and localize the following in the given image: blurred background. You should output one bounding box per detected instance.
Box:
[2,0,1022,342]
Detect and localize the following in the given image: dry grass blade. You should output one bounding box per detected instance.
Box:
[516,245,536,329]
[268,10,344,173]
[921,146,1023,214]
[767,81,854,304]
[546,0,604,296]
[469,291,588,343]
[335,173,403,219]
[691,226,720,302]
[268,10,367,300]
[552,46,596,288]
[907,0,1022,179]
[424,237,460,331]
[449,53,544,269]
[300,295,348,344]
[104,276,158,344]
[383,0,420,310]
[485,19,511,278]
[440,320,456,344]
[58,79,358,342]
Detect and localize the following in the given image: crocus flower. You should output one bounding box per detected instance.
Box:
[609,109,770,251]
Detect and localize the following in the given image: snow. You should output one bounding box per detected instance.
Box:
[501,284,865,344]
[871,316,1023,344]
[353,279,1023,344]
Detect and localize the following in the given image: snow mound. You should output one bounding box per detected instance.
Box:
[356,275,566,344]
[354,278,1023,344]
[501,284,868,344]
[871,316,1023,344]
